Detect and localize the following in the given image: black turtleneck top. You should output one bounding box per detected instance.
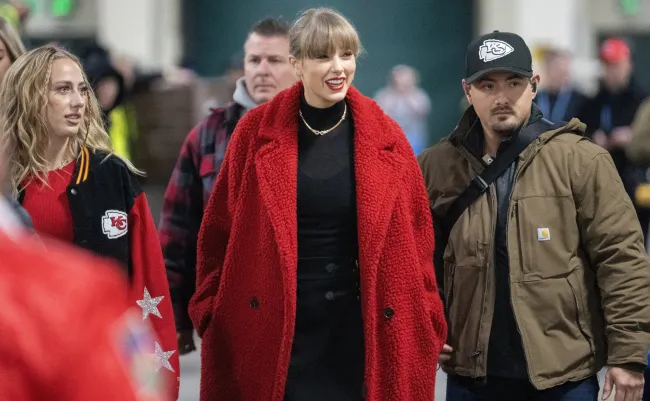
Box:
[297,95,358,259]
[284,95,364,401]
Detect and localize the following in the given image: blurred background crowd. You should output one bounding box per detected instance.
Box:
[5,0,650,398]
[6,0,650,188]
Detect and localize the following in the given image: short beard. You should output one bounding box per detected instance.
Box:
[492,121,521,138]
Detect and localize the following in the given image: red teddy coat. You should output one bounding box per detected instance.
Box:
[189,82,447,401]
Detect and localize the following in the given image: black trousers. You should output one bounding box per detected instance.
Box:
[446,375,599,401]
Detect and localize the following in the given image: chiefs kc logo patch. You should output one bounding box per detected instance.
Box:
[102,210,128,239]
[479,39,514,62]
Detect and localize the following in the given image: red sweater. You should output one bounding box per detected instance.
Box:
[22,161,76,243]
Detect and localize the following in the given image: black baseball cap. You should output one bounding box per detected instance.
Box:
[465,31,533,83]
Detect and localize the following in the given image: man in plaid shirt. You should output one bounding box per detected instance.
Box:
[158,17,296,354]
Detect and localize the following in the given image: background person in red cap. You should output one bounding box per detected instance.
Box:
[578,37,650,237]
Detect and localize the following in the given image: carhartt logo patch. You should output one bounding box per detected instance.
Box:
[537,228,551,241]
[479,39,514,62]
[102,210,128,239]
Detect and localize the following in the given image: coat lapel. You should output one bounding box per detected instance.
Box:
[347,87,408,273]
[255,135,298,273]
[254,86,301,278]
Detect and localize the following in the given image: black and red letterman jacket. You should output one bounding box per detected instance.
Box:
[19,147,180,400]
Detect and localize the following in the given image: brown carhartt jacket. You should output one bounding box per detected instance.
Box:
[418,106,650,389]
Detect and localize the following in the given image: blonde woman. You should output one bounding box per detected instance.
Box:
[0,45,180,399]
[191,8,446,401]
[0,15,24,83]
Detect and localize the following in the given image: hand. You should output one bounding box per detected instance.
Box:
[438,344,454,373]
[610,127,633,148]
[593,129,610,150]
[439,344,453,363]
[602,366,644,401]
[177,330,196,355]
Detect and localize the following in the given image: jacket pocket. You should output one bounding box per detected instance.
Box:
[566,270,596,356]
[514,196,579,278]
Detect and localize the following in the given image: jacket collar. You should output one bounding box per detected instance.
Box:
[450,103,545,156]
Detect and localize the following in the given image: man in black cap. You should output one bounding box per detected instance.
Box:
[418,31,650,400]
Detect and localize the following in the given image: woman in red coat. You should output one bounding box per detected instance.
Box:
[190,7,447,401]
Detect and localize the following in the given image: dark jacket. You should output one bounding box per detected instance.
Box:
[534,87,588,123]
[578,79,646,179]
[81,44,127,129]
[18,148,180,399]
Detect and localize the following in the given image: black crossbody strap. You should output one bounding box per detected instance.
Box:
[439,118,562,234]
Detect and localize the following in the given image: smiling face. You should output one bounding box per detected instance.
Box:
[291,47,356,108]
[463,71,539,136]
[288,8,362,108]
[46,58,89,140]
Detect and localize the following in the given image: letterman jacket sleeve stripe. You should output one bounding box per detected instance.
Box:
[129,192,180,399]
[75,147,88,185]
[82,147,90,182]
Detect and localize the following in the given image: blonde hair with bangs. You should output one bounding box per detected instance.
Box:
[0,45,143,197]
[289,8,363,59]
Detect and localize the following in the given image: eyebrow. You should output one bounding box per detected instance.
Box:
[52,80,87,86]
[476,74,525,84]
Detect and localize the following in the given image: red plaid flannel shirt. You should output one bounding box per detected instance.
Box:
[158,103,241,331]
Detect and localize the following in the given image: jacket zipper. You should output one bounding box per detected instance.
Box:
[472,185,497,376]
[505,141,541,381]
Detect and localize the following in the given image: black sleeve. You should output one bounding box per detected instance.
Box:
[433,218,447,308]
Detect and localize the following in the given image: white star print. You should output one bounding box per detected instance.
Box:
[136,287,164,321]
[152,341,175,372]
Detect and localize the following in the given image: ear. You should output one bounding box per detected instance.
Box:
[289,55,302,78]
[530,74,541,99]
[461,79,472,105]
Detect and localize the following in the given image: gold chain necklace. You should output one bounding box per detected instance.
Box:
[299,103,347,136]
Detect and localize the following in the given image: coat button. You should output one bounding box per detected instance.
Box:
[383,307,395,319]
[325,263,337,273]
[250,297,260,309]
[70,189,77,195]
[325,291,335,301]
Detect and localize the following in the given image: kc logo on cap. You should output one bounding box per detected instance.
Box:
[465,30,533,83]
[479,39,514,62]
